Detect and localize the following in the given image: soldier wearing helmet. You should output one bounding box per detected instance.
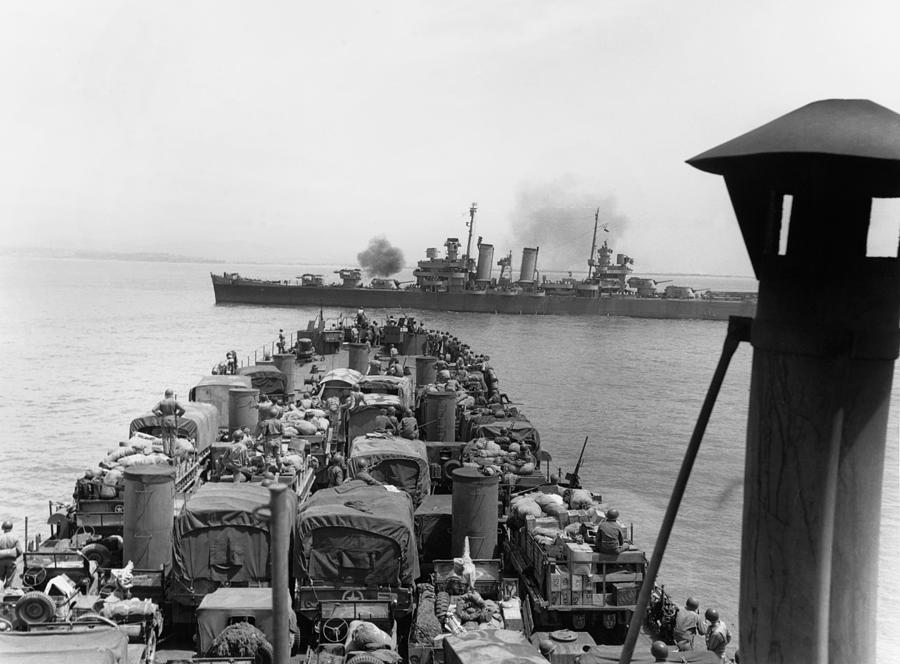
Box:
[704,608,732,661]
[650,640,669,662]
[673,596,707,651]
[327,453,346,487]
[597,508,628,554]
[0,521,22,588]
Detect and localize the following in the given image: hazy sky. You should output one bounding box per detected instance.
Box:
[2,1,899,275]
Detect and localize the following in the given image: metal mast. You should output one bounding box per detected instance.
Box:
[465,202,477,273]
[587,207,599,280]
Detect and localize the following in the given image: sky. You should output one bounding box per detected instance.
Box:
[1,1,899,275]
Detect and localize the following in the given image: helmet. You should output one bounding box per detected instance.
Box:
[650,641,668,660]
[686,597,699,610]
[1,521,11,531]
[606,508,620,521]
[164,388,174,397]
[538,639,555,656]
[705,608,719,622]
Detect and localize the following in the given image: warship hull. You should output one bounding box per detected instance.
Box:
[211,274,756,320]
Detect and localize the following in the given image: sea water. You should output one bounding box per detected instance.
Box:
[0,256,897,656]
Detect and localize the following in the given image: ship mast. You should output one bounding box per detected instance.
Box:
[465,202,477,274]
[587,207,599,280]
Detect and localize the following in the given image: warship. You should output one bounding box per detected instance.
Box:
[211,208,756,320]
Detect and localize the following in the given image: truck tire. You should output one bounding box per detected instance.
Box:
[81,543,112,568]
[347,654,387,664]
[255,640,274,664]
[15,591,55,625]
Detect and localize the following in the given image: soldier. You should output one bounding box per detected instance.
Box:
[152,389,185,456]
[704,608,732,661]
[0,521,22,589]
[673,597,707,651]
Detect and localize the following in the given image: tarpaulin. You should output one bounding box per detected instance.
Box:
[461,413,541,456]
[347,394,403,442]
[349,434,431,506]
[294,481,418,586]
[317,368,364,401]
[128,401,220,450]
[444,629,547,664]
[358,375,414,410]
[0,627,128,663]
[237,365,288,395]
[414,493,452,563]
[172,484,296,590]
[189,374,253,400]
[196,587,297,654]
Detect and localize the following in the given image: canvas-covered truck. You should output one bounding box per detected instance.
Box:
[168,483,298,625]
[347,434,431,507]
[62,402,218,569]
[193,587,299,662]
[503,487,648,644]
[294,481,419,626]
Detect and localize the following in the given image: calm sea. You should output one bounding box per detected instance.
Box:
[0,257,897,656]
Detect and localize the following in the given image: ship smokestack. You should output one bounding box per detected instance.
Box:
[518,247,539,284]
[475,243,495,286]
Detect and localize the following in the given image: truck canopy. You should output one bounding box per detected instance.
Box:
[347,393,403,441]
[317,368,364,401]
[128,401,219,451]
[443,630,547,664]
[189,374,252,400]
[172,483,296,588]
[238,365,288,396]
[294,480,419,586]
[349,434,431,506]
[196,587,297,654]
[358,375,413,410]
[0,627,128,664]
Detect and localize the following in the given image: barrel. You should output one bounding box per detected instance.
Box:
[229,387,260,431]
[415,356,437,386]
[347,343,369,374]
[422,390,456,442]
[451,467,499,558]
[123,465,176,572]
[273,354,296,397]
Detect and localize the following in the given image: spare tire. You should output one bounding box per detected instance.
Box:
[347,655,386,664]
[255,640,274,664]
[15,591,55,625]
[81,543,112,568]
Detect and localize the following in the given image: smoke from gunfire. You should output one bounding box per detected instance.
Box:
[357,236,405,277]
[506,176,631,273]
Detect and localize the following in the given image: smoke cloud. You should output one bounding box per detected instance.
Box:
[357,236,405,277]
[506,176,631,273]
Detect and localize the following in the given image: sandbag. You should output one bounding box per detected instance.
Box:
[172,438,195,455]
[306,408,326,418]
[568,489,593,509]
[295,420,318,435]
[346,620,392,651]
[513,499,542,520]
[283,426,299,437]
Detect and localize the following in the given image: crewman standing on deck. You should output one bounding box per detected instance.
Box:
[673,597,707,651]
[277,329,286,354]
[704,608,732,661]
[0,521,22,589]
[153,389,185,456]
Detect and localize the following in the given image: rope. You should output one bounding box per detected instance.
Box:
[619,316,751,664]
